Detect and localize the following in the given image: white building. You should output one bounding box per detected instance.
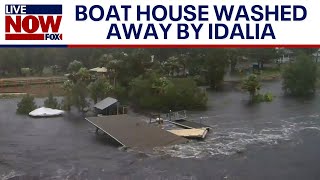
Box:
[276,49,294,64]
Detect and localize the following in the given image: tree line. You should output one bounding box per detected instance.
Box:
[1,48,317,87]
[4,48,319,113]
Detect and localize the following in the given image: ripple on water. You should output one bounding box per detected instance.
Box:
[155,114,320,159]
[1,171,25,180]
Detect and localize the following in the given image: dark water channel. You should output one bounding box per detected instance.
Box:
[1,81,320,179]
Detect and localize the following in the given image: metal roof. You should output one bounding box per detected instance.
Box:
[94,97,118,110]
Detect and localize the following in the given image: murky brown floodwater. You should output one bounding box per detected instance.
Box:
[1,81,320,179]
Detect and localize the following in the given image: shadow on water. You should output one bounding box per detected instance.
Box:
[63,112,123,148]
[94,131,122,148]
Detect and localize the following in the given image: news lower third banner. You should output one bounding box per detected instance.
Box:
[1,0,320,47]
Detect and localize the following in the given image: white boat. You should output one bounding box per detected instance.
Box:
[29,107,64,117]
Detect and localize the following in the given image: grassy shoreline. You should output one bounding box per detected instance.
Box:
[0,84,65,98]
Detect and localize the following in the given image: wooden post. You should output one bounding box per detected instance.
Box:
[117,103,119,115]
[157,114,160,124]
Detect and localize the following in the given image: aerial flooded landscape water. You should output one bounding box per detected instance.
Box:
[1,81,320,179]
[0,0,319,179]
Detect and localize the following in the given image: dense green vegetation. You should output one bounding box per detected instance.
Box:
[0,48,310,77]
[44,92,60,109]
[67,60,84,73]
[253,93,274,103]
[16,94,37,114]
[241,74,274,103]
[241,74,261,101]
[62,68,91,112]
[129,73,207,111]
[88,77,113,104]
[282,54,318,97]
[1,48,319,111]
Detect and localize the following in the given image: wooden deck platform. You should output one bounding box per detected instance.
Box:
[168,128,208,139]
[169,120,211,130]
[85,115,188,151]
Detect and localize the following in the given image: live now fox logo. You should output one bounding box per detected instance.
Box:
[5,4,63,41]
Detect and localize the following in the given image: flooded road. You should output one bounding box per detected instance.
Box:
[1,81,320,179]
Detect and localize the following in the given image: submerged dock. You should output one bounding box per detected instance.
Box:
[85,115,188,151]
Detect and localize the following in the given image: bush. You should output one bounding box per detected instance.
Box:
[68,60,83,73]
[241,74,261,101]
[44,92,60,109]
[129,74,207,111]
[282,54,317,96]
[17,94,37,115]
[253,94,264,102]
[114,85,128,104]
[192,75,207,86]
[62,74,90,112]
[88,77,113,103]
[252,92,274,103]
[264,93,273,102]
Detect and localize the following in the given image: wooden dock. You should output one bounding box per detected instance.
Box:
[168,128,208,139]
[154,110,211,131]
[85,115,188,151]
[169,120,211,130]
